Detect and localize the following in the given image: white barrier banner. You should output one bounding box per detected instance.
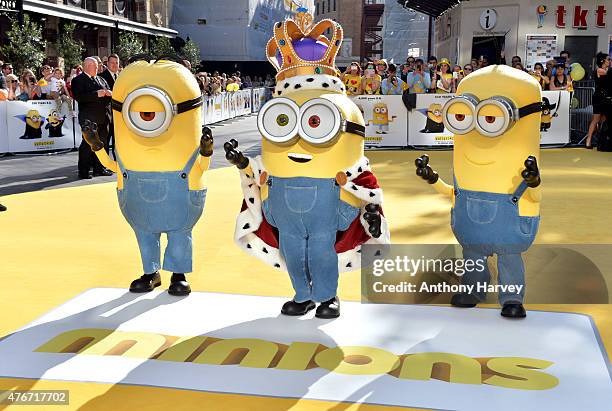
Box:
[252,88,262,113]
[0,101,8,153]
[408,94,455,146]
[540,90,570,145]
[353,95,408,147]
[5,100,77,153]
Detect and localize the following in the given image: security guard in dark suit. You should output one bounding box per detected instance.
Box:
[71,57,113,179]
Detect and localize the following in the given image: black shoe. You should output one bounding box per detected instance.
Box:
[129,272,161,293]
[315,297,340,319]
[450,293,479,308]
[281,300,316,316]
[0,204,6,212]
[78,173,92,179]
[168,273,191,296]
[501,302,527,318]
[93,169,113,177]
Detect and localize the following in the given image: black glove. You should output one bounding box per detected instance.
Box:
[223,139,249,169]
[200,126,214,157]
[521,156,541,188]
[363,203,382,238]
[415,154,439,184]
[80,119,104,152]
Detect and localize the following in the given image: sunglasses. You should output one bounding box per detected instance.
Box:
[463,67,472,71]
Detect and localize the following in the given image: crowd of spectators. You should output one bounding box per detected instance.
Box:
[339,51,585,97]
[194,72,275,96]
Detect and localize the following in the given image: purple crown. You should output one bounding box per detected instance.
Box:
[276,37,328,67]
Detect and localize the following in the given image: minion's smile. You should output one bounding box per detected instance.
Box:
[288,153,313,163]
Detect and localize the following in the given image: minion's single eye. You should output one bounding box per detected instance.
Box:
[299,98,341,144]
[128,110,167,132]
[308,115,321,128]
[276,113,289,126]
[443,99,475,134]
[477,115,505,134]
[258,98,299,143]
[433,110,441,116]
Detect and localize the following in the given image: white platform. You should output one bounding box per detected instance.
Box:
[0,288,610,410]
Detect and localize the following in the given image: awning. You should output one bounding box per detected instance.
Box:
[397,0,463,18]
[23,0,177,37]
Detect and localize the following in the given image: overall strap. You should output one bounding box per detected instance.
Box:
[181,147,201,175]
[452,174,458,190]
[116,151,126,174]
[511,180,529,202]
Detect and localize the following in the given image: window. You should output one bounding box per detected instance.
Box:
[333,0,336,11]
[316,2,319,15]
[328,0,331,13]
[322,2,325,14]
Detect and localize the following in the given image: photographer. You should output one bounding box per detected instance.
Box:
[17,70,42,101]
[451,65,464,93]
[341,62,363,95]
[530,63,549,90]
[361,61,382,95]
[405,59,431,94]
[381,64,408,95]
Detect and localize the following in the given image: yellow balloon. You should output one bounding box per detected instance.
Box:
[570,63,585,81]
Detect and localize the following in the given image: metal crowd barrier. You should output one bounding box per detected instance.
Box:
[571,81,596,144]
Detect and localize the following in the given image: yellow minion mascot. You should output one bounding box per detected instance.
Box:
[415,65,543,318]
[225,7,390,318]
[366,102,396,134]
[81,59,213,296]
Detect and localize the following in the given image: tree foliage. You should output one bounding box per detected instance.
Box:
[150,36,175,59]
[0,15,47,74]
[115,32,144,63]
[55,22,85,71]
[180,40,201,73]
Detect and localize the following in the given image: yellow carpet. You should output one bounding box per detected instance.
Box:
[1,148,611,410]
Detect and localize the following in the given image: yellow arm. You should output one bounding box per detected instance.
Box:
[94,150,118,173]
[197,155,211,174]
[432,177,454,200]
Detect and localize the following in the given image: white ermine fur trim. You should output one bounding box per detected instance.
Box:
[234,155,390,272]
[274,74,345,97]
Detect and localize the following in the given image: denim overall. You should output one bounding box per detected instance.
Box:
[451,176,540,304]
[116,148,206,274]
[262,176,360,303]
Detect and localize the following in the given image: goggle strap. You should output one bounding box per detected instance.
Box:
[518,102,543,118]
[111,95,203,114]
[111,99,123,112]
[345,121,366,138]
[176,95,204,114]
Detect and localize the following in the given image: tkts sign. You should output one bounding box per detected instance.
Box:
[556,5,607,29]
[0,0,21,13]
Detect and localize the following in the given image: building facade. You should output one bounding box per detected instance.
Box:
[314,0,362,65]
[434,0,611,74]
[0,0,176,67]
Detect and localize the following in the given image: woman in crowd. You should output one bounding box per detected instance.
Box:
[544,59,556,82]
[530,62,549,90]
[18,70,42,101]
[514,62,526,72]
[463,64,474,77]
[549,62,573,92]
[361,61,381,95]
[585,52,610,149]
[451,64,464,93]
[436,58,453,93]
[5,73,20,101]
[470,58,479,71]
[341,62,362,95]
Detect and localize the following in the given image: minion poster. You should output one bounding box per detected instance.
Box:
[353,95,408,147]
[4,100,80,153]
[408,93,455,146]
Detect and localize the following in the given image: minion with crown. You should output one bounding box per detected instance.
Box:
[415,65,543,319]
[225,8,390,318]
[81,59,213,296]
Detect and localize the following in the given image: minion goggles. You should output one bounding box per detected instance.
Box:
[257,97,365,145]
[442,93,542,137]
[111,86,203,138]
